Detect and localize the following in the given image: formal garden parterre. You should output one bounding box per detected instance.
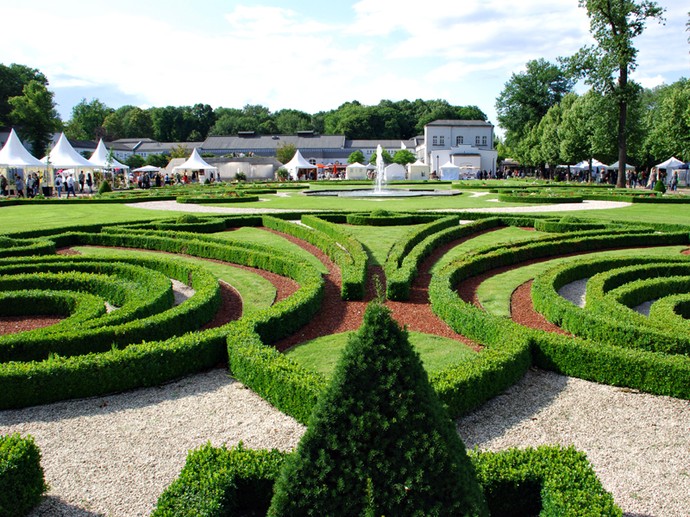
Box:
[0,183,689,516]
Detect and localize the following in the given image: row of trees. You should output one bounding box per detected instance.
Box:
[496,0,686,187]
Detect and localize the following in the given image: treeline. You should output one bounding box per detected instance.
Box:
[0,61,487,153]
[67,98,486,143]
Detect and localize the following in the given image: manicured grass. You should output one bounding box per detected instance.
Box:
[0,203,183,233]
[341,225,417,265]
[431,226,549,274]
[550,202,690,227]
[73,246,276,315]
[285,330,477,378]
[476,245,689,317]
[210,227,328,274]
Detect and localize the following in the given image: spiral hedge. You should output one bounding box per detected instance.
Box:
[4,209,688,514]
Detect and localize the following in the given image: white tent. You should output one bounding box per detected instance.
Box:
[606,161,635,171]
[43,133,95,169]
[345,162,368,180]
[283,150,316,180]
[383,163,406,181]
[655,157,684,170]
[439,161,461,181]
[132,165,162,173]
[573,159,608,170]
[0,128,45,168]
[172,148,217,172]
[407,160,430,180]
[88,139,129,170]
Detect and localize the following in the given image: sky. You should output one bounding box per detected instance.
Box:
[2,0,688,135]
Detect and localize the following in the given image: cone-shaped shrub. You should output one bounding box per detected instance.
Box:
[267,301,488,517]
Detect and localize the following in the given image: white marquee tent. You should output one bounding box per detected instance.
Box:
[345,162,368,180]
[407,160,430,180]
[0,128,45,168]
[172,148,218,173]
[43,133,95,170]
[606,161,635,171]
[88,139,129,171]
[573,159,608,170]
[283,150,316,180]
[655,157,684,170]
[439,161,461,181]
[383,163,406,181]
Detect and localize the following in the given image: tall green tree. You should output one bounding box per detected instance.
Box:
[0,63,48,126]
[65,98,113,141]
[642,79,690,162]
[392,149,417,165]
[495,58,574,150]
[571,0,664,187]
[275,142,297,164]
[274,108,313,134]
[8,80,60,157]
[347,149,366,164]
[267,302,488,517]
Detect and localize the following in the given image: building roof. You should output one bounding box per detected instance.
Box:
[346,139,417,149]
[426,119,493,127]
[202,134,346,151]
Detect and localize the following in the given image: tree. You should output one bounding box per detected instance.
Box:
[496,58,575,150]
[0,63,48,126]
[276,142,296,164]
[65,98,113,141]
[145,153,169,167]
[169,144,191,159]
[8,80,60,157]
[369,149,393,165]
[267,302,488,516]
[274,108,313,134]
[571,0,665,187]
[392,149,417,165]
[348,150,366,164]
[642,79,690,162]
[125,154,145,169]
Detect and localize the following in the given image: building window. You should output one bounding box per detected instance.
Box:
[482,136,487,146]
[439,136,445,146]
[432,136,438,146]
[456,136,463,145]
[475,136,481,146]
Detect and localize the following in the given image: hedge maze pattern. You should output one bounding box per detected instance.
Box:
[1,211,688,416]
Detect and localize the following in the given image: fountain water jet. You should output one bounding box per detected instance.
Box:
[374,144,385,193]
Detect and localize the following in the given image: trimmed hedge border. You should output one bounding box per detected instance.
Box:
[0,434,47,517]
[153,443,620,516]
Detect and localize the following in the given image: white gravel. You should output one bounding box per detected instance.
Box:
[1,368,687,516]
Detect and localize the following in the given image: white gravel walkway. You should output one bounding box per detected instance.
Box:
[1,368,687,516]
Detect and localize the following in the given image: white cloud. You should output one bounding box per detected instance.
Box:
[1,1,686,126]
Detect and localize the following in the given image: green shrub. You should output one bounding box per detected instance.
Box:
[653,179,667,194]
[0,434,47,517]
[267,302,489,516]
[97,180,112,194]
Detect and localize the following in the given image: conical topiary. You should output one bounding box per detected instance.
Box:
[267,301,488,517]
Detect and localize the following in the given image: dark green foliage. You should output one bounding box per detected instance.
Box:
[0,434,47,517]
[175,213,201,224]
[97,180,112,194]
[153,442,287,517]
[267,302,489,517]
[653,178,667,193]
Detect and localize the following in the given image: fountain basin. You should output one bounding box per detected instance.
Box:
[304,188,460,198]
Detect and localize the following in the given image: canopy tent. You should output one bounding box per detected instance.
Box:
[439,161,461,181]
[132,165,162,173]
[345,162,368,180]
[0,128,45,168]
[172,148,217,172]
[283,150,316,180]
[43,133,95,169]
[383,163,406,181]
[606,161,635,171]
[573,159,608,170]
[655,156,684,170]
[407,160,430,180]
[88,139,129,170]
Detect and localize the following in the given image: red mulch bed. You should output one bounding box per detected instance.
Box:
[510,280,570,335]
[0,315,64,336]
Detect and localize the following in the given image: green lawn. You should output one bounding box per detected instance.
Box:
[73,246,277,315]
[341,225,418,265]
[476,245,689,317]
[210,227,328,274]
[285,330,477,378]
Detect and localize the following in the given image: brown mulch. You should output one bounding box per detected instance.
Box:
[0,315,64,336]
[267,227,483,352]
[682,248,690,255]
[510,280,570,335]
[200,282,243,330]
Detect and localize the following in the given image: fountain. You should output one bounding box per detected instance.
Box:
[304,144,459,198]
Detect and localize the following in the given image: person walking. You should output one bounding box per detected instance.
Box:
[78,171,85,193]
[54,174,63,198]
[66,174,76,198]
[86,172,93,193]
[15,175,25,198]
